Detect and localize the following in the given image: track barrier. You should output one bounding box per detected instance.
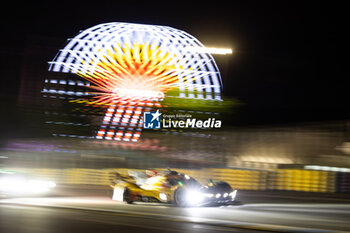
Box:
[7,167,348,193]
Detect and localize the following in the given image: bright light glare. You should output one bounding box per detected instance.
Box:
[0,178,56,195]
[186,190,203,205]
[29,180,56,188]
[229,190,237,200]
[112,187,124,201]
[304,165,350,172]
[159,193,167,201]
[203,193,214,198]
[113,88,165,100]
[0,177,26,192]
[185,46,233,55]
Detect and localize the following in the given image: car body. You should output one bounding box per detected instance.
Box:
[199,180,238,206]
[110,169,238,206]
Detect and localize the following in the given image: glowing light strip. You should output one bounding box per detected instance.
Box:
[184,46,233,55]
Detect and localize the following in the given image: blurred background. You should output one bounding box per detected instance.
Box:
[1,3,349,233]
[0,2,346,193]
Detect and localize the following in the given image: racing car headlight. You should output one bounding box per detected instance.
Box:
[203,193,214,198]
[186,190,203,205]
[229,190,237,200]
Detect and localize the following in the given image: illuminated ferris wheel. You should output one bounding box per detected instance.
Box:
[47,22,223,142]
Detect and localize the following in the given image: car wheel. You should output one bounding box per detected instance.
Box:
[174,188,187,207]
[123,188,133,204]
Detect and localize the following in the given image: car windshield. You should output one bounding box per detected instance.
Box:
[164,174,199,187]
[181,175,201,188]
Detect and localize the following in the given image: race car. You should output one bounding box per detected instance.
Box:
[109,169,238,206]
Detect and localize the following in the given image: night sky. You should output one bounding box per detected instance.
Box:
[0,1,343,126]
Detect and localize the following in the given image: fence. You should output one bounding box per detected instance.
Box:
[8,167,350,193]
